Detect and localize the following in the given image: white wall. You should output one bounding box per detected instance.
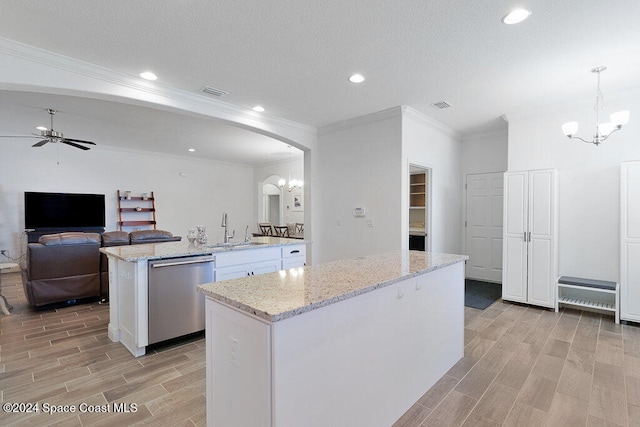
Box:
[462,129,508,176]
[507,95,640,281]
[316,110,402,263]
[0,142,255,260]
[402,108,463,254]
[253,154,305,228]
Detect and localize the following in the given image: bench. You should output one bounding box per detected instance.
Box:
[555,276,619,324]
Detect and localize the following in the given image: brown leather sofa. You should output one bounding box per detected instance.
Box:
[23,230,181,309]
[22,232,102,309]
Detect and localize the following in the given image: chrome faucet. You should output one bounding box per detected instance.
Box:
[221,212,235,243]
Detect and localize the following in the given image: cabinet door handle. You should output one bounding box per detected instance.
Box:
[290,250,300,254]
[528,232,531,242]
[524,232,527,241]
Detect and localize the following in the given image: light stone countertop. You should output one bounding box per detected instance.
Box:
[197,251,468,322]
[100,236,307,262]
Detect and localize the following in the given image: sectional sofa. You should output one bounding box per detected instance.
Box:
[22,230,181,309]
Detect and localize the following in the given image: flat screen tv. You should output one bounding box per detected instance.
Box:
[24,192,106,230]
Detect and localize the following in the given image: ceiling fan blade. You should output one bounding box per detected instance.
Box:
[63,137,96,145]
[0,135,39,138]
[61,140,91,150]
[32,139,49,147]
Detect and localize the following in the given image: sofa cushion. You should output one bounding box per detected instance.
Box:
[129,229,177,243]
[39,232,101,246]
[101,231,130,247]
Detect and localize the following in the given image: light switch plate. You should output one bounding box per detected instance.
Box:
[354,207,366,217]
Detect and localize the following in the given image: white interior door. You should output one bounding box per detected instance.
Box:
[502,172,528,303]
[465,172,504,282]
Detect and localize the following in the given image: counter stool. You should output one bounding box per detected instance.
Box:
[273,226,290,237]
[0,262,18,315]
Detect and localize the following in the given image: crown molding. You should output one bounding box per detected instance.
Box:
[401,106,461,140]
[318,106,403,136]
[0,37,316,142]
[318,105,462,140]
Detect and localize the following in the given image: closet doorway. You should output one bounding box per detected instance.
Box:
[409,164,432,252]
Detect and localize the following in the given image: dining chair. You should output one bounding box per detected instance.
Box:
[258,223,273,236]
[273,226,290,237]
[295,223,304,233]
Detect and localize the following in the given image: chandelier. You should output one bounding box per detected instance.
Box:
[561,66,629,146]
[278,145,303,192]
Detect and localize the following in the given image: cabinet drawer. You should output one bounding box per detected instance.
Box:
[215,247,280,268]
[282,244,306,259]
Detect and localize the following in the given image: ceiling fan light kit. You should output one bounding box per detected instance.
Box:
[0,108,97,150]
[562,66,630,146]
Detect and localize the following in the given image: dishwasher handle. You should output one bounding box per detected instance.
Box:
[151,258,215,268]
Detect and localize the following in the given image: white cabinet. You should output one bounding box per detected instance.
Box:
[281,244,307,270]
[502,169,557,308]
[621,161,640,322]
[215,247,281,282]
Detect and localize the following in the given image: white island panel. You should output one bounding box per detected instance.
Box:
[202,252,466,427]
[273,262,463,427]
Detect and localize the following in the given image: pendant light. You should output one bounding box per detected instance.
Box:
[561,66,629,146]
[278,146,303,192]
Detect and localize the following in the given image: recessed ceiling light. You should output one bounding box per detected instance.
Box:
[252,106,265,112]
[349,74,365,83]
[35,126,47,131]
[139,71,158,81]
[188,148,195,152]
[502,8,531,25]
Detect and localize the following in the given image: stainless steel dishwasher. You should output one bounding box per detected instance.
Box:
[148,255,214,345]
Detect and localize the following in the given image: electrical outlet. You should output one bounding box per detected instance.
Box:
[229,337,239,367]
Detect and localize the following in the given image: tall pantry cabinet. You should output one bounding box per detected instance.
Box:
[502,169,558,308]
[621,160,640,322]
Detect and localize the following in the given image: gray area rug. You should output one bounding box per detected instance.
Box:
[465,279,501,310]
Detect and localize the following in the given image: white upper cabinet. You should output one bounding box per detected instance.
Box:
[502,169,557,308]
[621,161,640,321]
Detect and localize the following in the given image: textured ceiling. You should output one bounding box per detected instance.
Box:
[0,0,639,161]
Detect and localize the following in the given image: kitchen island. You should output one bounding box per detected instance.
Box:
[197,250,467,427]
[101,237,307,357]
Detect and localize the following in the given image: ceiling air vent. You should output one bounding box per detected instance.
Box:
[431,101,451,109]
[201,86,229,97]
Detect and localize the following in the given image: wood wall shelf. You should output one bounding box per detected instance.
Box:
[117,190,157,231]
[119,208,156,213]
[118,196,155,202]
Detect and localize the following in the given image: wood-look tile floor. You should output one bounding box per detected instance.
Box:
[2,270,640,427]
[0,272,205,426]
[394,296,640,427]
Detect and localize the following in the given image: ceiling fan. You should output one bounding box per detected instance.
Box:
[0,108,96,150]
